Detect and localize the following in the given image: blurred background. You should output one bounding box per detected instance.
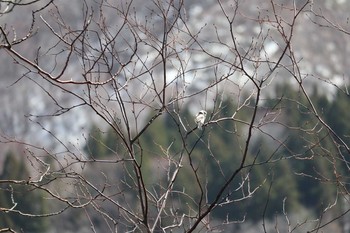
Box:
[1,0,350,232]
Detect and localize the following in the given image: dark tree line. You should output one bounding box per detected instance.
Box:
[1,0,350,232]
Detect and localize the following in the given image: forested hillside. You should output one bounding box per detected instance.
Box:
[1,0,350,232]
[83,83,350,230]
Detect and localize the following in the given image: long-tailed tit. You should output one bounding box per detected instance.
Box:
[194,110,207,130]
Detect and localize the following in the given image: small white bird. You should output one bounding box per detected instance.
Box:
[194,110,207,130]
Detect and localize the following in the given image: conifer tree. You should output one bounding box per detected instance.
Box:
[0,151,49,232]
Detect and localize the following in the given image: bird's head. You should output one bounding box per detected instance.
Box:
[198,110,207,116]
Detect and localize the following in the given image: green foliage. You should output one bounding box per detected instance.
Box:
[84,124,108,158]
[82,85,350,223]
[264,84,343,214]
[327,89,350,144]
[84,124,129,159]
[0,151,49,232]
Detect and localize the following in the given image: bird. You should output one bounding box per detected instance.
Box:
[194,110,207,130]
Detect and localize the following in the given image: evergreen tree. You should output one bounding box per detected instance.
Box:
[93,87,350,224]
[0,151,49,232]
[265,84,339,214]
[84,124,108,158]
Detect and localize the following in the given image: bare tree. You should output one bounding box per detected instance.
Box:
[1,0,350,232]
